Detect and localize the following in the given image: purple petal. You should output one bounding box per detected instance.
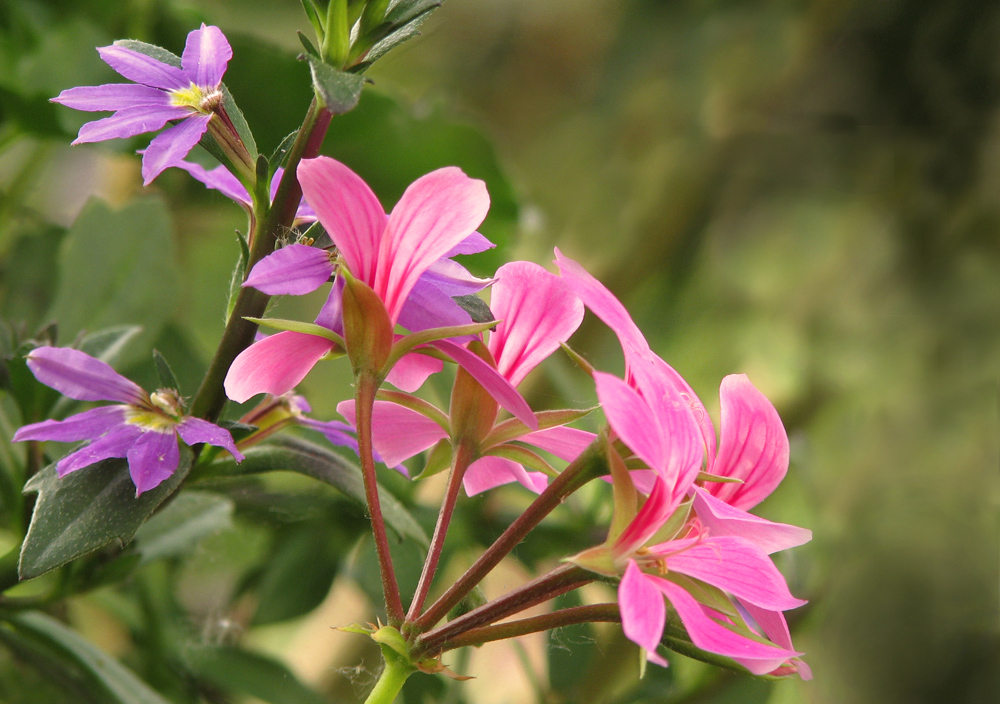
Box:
[55,423,143,476]
[709,374,789,511]
[384,352,444,392]
[377,167,490,324]
[463,456,548,496]
[658,535,806,611]
[127,429,180,496]
[13,406,126,443]
[489,261,583,387]
[314,278,346,334]
[692,487,812,554]
[175,161,250,205]
[181,24,231,88]
[443,231,495,257]
[141,113,212,185]
[433,340,537,429]
[72,104,189,144]
[243,244,333,295]
[299,417,360,455]
[298,157,387,286]
[651,577,799,675]
[338,399,447,468]
[52,83,169,112]
[396,277,474,334]
[98,45,190,91]
[176,417,244,461]
[225,331,335,403]
[420,258,493,297]
[26,347,145,404]
[619,560,666,656]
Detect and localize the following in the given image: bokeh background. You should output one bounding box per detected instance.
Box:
[1,1,998,703]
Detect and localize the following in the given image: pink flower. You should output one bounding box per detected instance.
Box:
[338,261,594,494]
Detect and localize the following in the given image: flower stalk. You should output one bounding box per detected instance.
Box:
[438,603,620,651]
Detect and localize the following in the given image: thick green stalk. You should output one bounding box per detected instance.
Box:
[363,650,414,704]
[411,438,607,631]
[190,99,332,423]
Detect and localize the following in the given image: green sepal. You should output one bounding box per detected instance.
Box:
[371,625,409,660]
[386,320,497,370]
[413,438,453,480]
[19,448,192,580]
[218,83,259,162]
[697,471,744,484]
[658,620,793,679]
[152,349,179,392]
[297,31,320,59]
[606,443,638,543]
[560,341,595,376]
[113,39,179,67]
[646,498,692,545]
[338,623,374,635]
[484,406,597,448]
[563,544,616,577]
[340,272,393,377]
[268,129,301,173]
[374,390,450,430]
[243,317,345,348]
[307,56,365,114]
[665,573,740,621]
[484,444,558,477]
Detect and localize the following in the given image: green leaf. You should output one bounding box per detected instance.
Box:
[384,0,441,27]
[113,40,180,68]
[184,645,327,704]
[151,350,179,392]
[298,30,320,59]
[45,198,180,370]
[243,317,345,347]
[1,611,172,704]
[299,0,325,42]
[213,435,427,546]
[19,449,192,580]
[219,82,259,161]
[269,130,301,172]
[307,57,365,114]
[132,491,233,565]
[486,407,598,447]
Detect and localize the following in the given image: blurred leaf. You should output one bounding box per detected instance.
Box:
[184,645,327,704]
[19,448,192,580]
[548,592,596,696]
[0,611,171,704]
[132,490,233,565]
[45,198,180,370]
[214,435,427,546]
[308,57,365,114]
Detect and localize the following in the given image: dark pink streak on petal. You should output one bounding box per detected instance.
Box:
[98,45,190,91]
[13,406,126,443]
[26,347,145,404]
[127,429,180,496]
[298,157,386,286]
[489,261,583,387]
[181,24,231,88]
[243,244,333,295]
[52,84,169,112]
[176,417,243,461]
[377,167,489,324]
[613,478,680,557]
[141,113,211,185]
[224,331,334,403]
[55,423,143,476]
[738,601,812,680]
[432,340,536,429]
[73,104,188,144]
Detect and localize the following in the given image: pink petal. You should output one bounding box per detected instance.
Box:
[56,423,143,476]
[141,113,212,185]
[614,477,680,557]
[52,83,169,112]
[175,161,250,205]
[519,426,596,462]
[376,167,489,324]
[420,258,493,297]
[692,487,812,554]
[463,455,547,496]
[593,371,668,474]
[384,352,444,392]
[13,406,127,444]
[224,331,334,403]
[127,429,180,496]
[243,244,334,295]
[176,417,244,461]
[26,347,146,404]
[619,560,666,655]
[181,24,231,88]
[98,45,189,91]
[658,535,807,611]
[651,577,800,675]
[298,157,387,286]
[488,261,583,387]
[337,399,447,468]
[709,374,789,511]
[433,340,537,430]
[737,602,813,680]
[72,104,188,144]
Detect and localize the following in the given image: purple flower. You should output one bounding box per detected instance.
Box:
[52,24,233,185]
[12,347,243,496]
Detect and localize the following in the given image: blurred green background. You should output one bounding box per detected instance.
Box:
[1,0,998,703]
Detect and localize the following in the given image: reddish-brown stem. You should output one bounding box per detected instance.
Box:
[356,373,405,625]
[438,603,620,651]
[413,564,595,658]
[410,439,607,632]
[405,442,475,622]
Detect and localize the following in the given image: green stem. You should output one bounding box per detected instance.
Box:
[189,99,332,423]
[357,373,405,624]
[364,650,415,704]
[405,442,474,622]
[438,603,620,651]
[411,438,607,632]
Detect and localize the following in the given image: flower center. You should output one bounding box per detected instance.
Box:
[170,82,223,113]
[125,389,184,432]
